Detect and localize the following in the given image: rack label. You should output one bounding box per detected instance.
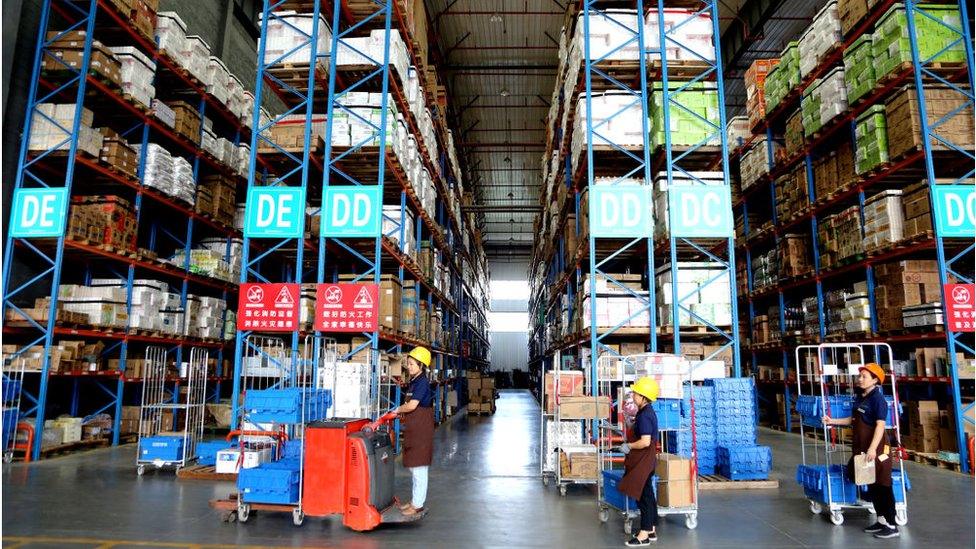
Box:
[945,284,975,333]
[668,186,733,238]
[314,283,379,332]
[321,187,382,237]
[237,283,300,332]
[9,188,68,238]
[932,186,976,238]
[244,187,306,238]
[589,185,652,237]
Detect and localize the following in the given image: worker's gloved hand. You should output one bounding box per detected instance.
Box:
[618,443,631,455]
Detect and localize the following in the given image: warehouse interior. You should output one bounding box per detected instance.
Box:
[1,0,974,547]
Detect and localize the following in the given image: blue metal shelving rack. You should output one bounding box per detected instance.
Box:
[3,0,242,459]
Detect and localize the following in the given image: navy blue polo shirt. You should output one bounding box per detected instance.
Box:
[634,404,658,442]
[854,387,888,425]
[406,372,434,407]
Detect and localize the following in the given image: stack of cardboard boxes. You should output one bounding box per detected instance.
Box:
[466,371,495,414]
[657,453,694,507]
[901,181,934,239]
[2,340,104,374]
[67,195,138,251]
[905,400,941,454]
[873,260,942,332]
[559,445,598,480]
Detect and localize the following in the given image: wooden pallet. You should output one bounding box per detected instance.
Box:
[699,474,779,490]
[40,437,110,457]
[177,464,237,482]
[907,450,962,472]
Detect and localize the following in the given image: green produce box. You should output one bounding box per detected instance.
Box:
[844,35,876,103]
[854,106,889,174]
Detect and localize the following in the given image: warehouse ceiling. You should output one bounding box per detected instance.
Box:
[427,0,820,251]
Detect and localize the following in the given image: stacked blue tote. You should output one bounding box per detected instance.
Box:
[237,441,304,504]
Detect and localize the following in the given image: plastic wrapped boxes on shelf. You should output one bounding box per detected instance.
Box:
[261,10,333,65]
[57,284,128,329]
[862,189,905,252]
[650,81,720,148]
[885,85,975,161]
[727,116,751,150]
[138,143,196,205]
[29,103,104,158]
[842,35,875,104]
[570,91,645,167]
[110,46,156,108]
[854,106,888,174]
[763,41,800,112]
[745,58,779,128]
[644,8,715,61]
[656,263,732,329]
[873,4,965,80]
[801,67,848,137]
[798,1,842,78]
[739,137,780,191]
[752,248,778,291]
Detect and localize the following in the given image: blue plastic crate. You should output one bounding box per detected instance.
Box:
[653,399,683,430]
[139,435,185,462]
[884,397,902,426]
[2,408,19,450]
[238,460,301,504]
[717,445,772,479]
[602,470,642,511]
[196,440,234,466]
[243,388,332,424]
[282,439,303,459]
[796,464,858,504]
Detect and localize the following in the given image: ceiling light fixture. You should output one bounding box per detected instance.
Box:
[489,13,503,23]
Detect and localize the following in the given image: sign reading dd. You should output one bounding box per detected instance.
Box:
[244,187,306,238]
[321,186,382,237]
[932,186,976,238]
[10,188,68,238]
[668,186,734,238]
[589,185,652,238]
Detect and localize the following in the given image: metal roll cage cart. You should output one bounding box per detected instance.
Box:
[136,346,208,475]
[597,353,699,533]
[540,350,595,496]
[2,355,27,463]
[795,342,908,526]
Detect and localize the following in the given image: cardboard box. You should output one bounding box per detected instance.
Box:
[656,453,692,480]
[908,400,939,425]
[557,396,611,420]
[559,446,598,479]
[544,370,585,413]
[658,478,695,507]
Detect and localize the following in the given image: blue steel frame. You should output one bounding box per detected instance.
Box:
[583,1,658,389]
[656,0,741,376]
[232,0,326,429]
[904,0,975,472]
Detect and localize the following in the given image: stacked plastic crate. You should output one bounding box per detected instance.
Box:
[710,378,773,480]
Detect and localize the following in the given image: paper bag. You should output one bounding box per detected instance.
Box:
[853,453,876,485]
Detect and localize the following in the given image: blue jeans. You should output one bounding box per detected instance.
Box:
[409,465,429,508]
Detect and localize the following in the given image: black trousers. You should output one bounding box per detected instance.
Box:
[868,483,896,525]
[637,470,659,531]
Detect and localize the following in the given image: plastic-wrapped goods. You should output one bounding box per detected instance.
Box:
[206,57,231,105]
[58,284,128,328]
[863,190,905,251]
[843,35,875,104]
[854,106,888,174]
[656,263,733,328]
[726,116,751,150]
[199,237,244,279]
[801,67,848,136]
[745,58,779,128]
[261,10,332,66]
[751,248,778,290]
[155,12,187,56]
[644,8,715,61]
[569,91,645,167]
[798,1,841,78]
[763,42,800,111]
[652,170,725,239]
[383,205,417,257]
[138,144,196,205]
[180,35,211,84]
[650,81,720,148]
[239,91,255,124]
[738,137,779,190]
[172,155,196,204]
[170,249,233,282]
[873,4,965,80]
[151,99,176,128]
[110,46,156,108]
[572,9,641,61]
[225,75,245,117]
[28,103,103,157]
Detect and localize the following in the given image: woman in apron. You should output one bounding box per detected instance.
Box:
[394,346,435,516]
[823,363,898,539]
[617,377,660,546]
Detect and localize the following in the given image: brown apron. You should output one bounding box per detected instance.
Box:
[847,400,893,487]
[617,425,658,500]
[401,405,434,468]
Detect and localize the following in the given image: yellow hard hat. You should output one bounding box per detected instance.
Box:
[630,377,659,402]
[408,346,432,367]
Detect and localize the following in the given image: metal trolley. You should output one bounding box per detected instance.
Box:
[2,354,26,463]
[794,342,909,526]
[597,353,699,533]
[136,346,208,475]
[540,350,595,496]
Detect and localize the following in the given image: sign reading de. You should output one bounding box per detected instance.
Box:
[314,283,379,332]
[321,187,382,237]
[668,186,734,238]
[9,188,68,238]
[244,187,305,238]
[589,185,652,238]
[237,283,300,332]
[944,283,976,333]
[932,186,976,237]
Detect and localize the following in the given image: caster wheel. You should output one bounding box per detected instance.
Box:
[623,519,633,535]
[559,485,567,496]
[3,452,13,464]
[599,508,610,523]
[223,511,237,523]
[895,509,908,526]
[238,503,251,523]
[292,509,305,526]
[809,501,822,515]
[137,465,146,476]
[829,511,844,526]
[542,476,550,487]
[686,513,698,530]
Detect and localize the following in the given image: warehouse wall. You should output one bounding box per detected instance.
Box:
[488,257,530,372]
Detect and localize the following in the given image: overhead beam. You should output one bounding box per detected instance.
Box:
[720,0,788,73]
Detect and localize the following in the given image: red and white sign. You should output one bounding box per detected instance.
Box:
[237,283,300,332]
[945,283,976,332]
[314,283,379,333]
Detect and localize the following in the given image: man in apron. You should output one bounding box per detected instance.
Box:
[394,346,435,516]
[617,377,660,546]
[823,363,898,539]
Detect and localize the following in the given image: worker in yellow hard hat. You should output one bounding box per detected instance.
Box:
[823,363,898,538]
[617,376,660,546]
[393,346,434,516]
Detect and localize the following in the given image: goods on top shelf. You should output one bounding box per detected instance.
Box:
[798,1,842,78]
[873,3,965,80]
[842,35,875,104]
[745,58,780,128]
[763,41,800,112]
[650,81,720,148]
[261,10,332,65]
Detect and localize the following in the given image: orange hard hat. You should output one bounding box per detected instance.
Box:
[859,363,885,384]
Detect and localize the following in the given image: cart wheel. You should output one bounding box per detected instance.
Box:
[599,508,610,523]
[292,509,305,526]
[623,519,633,535]
[829,511,844,526]
[238,502,251,523]
[809,501,822,515]
[137,464,146,476]
[542,475,550,487]
[559,484,567,496]
[895,509,908,526]
[686,513,698,530]
[223,511,237,523]
[3,451,13,464]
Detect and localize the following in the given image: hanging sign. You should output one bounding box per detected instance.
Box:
[668,186,734,238]
[244,187,306,238]
[932,186,976,237]
[9,188,68,238]
[589,185,652,238]
[237,283,300,332]
[314,283,380,332]
[321,187,382,237]
[945,284,976,333]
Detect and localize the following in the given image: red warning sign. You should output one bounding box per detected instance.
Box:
[314,283,379,333]
[945,283,976,332]
[237,283,300,332]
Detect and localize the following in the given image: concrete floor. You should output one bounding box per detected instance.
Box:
[3,390,973,548]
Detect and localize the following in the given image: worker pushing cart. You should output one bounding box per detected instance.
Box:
[616,376,660,546]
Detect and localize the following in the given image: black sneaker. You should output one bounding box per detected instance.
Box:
[874,526,900,539]
[863,522,886,534]
[647,529,658,542]
[625,537,652,547]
